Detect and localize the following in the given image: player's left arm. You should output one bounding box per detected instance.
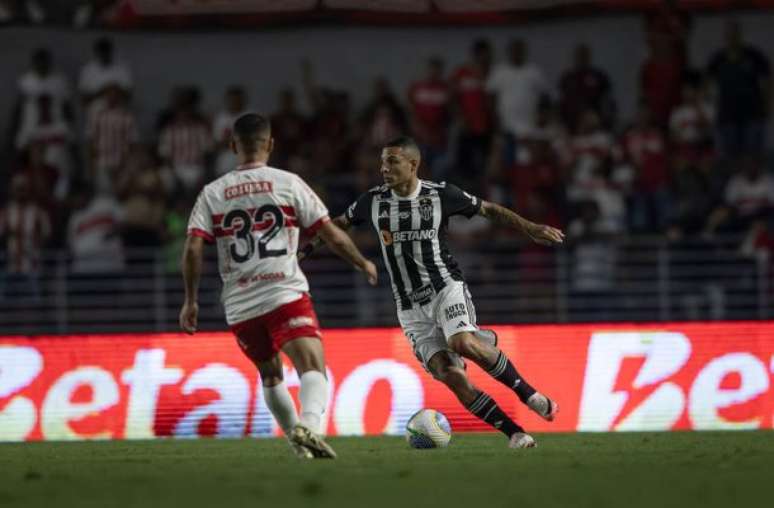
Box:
[298,214,351,261]
[478,200,565,246]
[179,234,204,334]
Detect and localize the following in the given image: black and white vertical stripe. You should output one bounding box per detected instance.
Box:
[374,195,411,310]
[370,180,467,311]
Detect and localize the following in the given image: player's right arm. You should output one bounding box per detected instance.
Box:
[180,234,204,334]
[180,190,214,334]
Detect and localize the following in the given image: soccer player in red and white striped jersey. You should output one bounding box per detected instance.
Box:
[180,113,377,458]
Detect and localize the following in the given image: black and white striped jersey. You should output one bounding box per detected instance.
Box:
[345,179,482,311]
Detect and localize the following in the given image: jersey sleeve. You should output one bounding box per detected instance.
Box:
[344,192,372,227]
[440,183,482,219]
[187,190,215,243]
[294,176,330,235]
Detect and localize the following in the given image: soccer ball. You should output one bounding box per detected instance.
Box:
[405,409,452,449]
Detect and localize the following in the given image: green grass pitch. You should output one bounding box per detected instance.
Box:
[1,432,771,508]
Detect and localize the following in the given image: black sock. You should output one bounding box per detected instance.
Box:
[465,391,524,438]
[487,351,536,403]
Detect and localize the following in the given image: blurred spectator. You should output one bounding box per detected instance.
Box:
[640,34,684,128]
[0,174,51,299]
[21,141,60,208]
[621,101,670,232]
[486,38,549,166]
[158,87,213,193]
[568,200,619,320]
[408,56,451,178]
[12,48,72,145]
[270,87,308,168]
[511,139,564,223]
[15,94,75,194]
[564,109,616,199]
[644,0,692,67]
[67,186,125,274]
[78,37,133,118]
[706,156,774,236]
[450,39,493,186]
[116,146,166,269]
[669,79,715,170]
[359,77,407,149]
[85,85,139,192]
[706,20,771,160]
[213,86,248,176]
[558,43,615,132]
[668,165,714,239]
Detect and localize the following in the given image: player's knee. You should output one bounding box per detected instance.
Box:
[448,332,480,358]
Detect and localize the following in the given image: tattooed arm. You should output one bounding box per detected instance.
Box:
[478,200,564,245]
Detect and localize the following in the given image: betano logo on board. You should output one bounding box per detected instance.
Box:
[1,323,773,441]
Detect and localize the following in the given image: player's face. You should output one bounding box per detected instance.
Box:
[380,147,416,188]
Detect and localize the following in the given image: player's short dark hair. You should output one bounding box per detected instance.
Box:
[384,136,421,161]
[233,113,271,153]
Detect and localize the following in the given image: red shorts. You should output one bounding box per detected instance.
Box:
[230,294,322,364]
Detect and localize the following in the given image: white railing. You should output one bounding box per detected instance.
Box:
[0,235,770,334]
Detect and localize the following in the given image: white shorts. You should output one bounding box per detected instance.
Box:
[398,280,479,374]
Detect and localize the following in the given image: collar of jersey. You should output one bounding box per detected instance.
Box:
[391,179,423,200]
[237,162,266,171]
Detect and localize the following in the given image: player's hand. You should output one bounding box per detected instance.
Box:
[527,224,565,246]
[361,260,378,286]
[179,301,199,335]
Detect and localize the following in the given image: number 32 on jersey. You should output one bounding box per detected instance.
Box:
[223,204,288,263]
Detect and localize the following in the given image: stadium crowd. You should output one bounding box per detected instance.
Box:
[1,14,772,300]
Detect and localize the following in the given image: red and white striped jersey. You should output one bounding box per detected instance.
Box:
[86,106,139,171]
[0,201,51,274]
[159,120,213,168]
[187,163,330,325]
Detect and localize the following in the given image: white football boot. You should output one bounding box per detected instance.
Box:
[290,424,337,459]
[287,439,314,459]
[509,432,537,449]
[526,392,559,422]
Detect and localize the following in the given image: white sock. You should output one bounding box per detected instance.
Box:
[298,370,327,433]
[262,381,298,436]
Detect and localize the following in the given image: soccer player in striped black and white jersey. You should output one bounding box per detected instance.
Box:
[180,113,378,458]
[301,136,564,448]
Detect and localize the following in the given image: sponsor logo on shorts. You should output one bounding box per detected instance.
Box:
[409,284,435,303]
[444,303,467,321]
[456,321,468,329]
[287,316,315,329]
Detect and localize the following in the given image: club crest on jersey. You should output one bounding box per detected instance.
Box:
[381,230,394,246]
[419,198,433,221]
